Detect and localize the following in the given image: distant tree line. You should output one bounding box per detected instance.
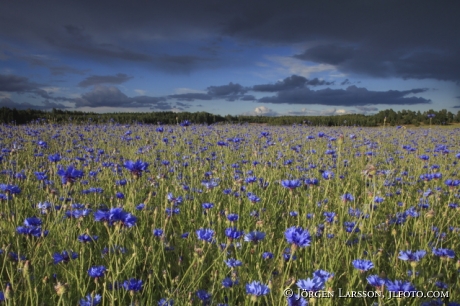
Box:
[0,107,459,126]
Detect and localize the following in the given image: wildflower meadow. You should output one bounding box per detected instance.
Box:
[0,121,459,306]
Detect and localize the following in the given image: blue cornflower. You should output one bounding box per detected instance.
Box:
[158,298,174,306]
[247,194,261,203]
[281,179,302,190]
[153,229,164,237]
[367,275,386,288]
[224,258,242,268]
[37,201,52,214]
[246,281,270,297]
[57,165,84,185]
[352,259,374,272]
[226,213,238,222]
[167,193,183,204]
[0,184,21,194]
[432,248,455,259]
[116,179,127,186]
[48,153,62,163]
[287,294,308,306]
[435,281,448,290]
[115,192,124,199]
[16,225,47,237]
[79,294,102,306]
[123,160,149,178]
[344,221,360,233]
[202,203,214,209]
[341,193,354,202]
[244,231,266,243]
[88,266,106,278]
[296,277,325,292]
[224,227,243,240]
[196,290,212,304]
[66,209,92,219]
[123,278,143,292]
[398,250,426,262]
[222,277,239,288]
[78,234,98,243]
[262,252,274,260]
[322,171,334,180]
[196,228,214,242]
[201,180,219,189]
[284,226,311,248]
[165,207,180,216]
[34,171,48,181]
[386,280,416,293]
[24,217,42,227]
[94,207,137,228]
[53,251,78,264]
[313,269,334,281]
[324,211,336,223]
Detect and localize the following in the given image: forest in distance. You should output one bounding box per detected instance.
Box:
[1,107,460,126]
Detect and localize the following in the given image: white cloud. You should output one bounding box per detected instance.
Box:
[240,105,279,116]
[134,89,147,95]
[174,87,206,94]
[265,56,336,78]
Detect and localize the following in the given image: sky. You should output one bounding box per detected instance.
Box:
[1,0,460,117]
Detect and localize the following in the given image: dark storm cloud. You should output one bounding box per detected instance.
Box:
[0,1,459,83]
[0,74,74,102]
[294,44,460,81]
[0,97,68,110]
[74,85,168,108]
[240,95,256,101]
[78,73,133,87]
[207,82,247,96]
[47,24,214,73]
[252,75,307,92]
[252,75,333,93]
[168,93,213,101]
[169,83,249,102]
[49,66,88,76]
[258,86,431,106]
[175,102,191,108]
[0,74,39,92]
[307,78,334,86]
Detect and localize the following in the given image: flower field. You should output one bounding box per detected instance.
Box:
[0,121,459,306]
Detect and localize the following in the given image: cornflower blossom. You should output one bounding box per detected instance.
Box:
[244,231,266,243]
[398,250,426,263]
[123,160,149,178]
[352,259,374,272]
[53,251,78,264]
[122,278,143,292]
[79,294,102,306]
[196,228,214,242]
[341,193,354,202]
[285,226,311,249]
[432,248,455,259]
[385,280,417,293]
[296,277,325,292]
[57,166,84,185]
[281,179,302,190]
[88,266,107,278]
[94,207,137,228]
[246,281,270,300]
